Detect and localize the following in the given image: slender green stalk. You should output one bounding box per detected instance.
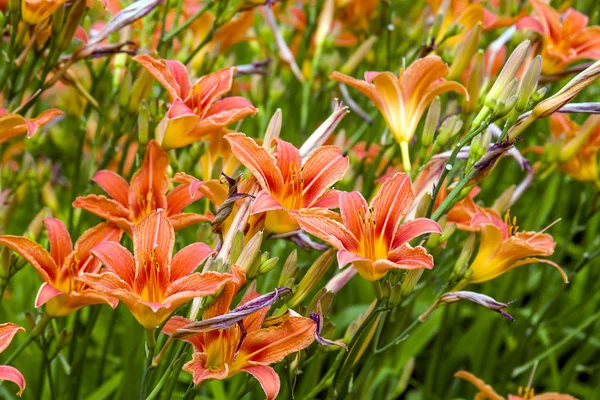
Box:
[4,313,52,365]
[140,329,157,400]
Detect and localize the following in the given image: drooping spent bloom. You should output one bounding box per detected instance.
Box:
[517,0,600,75]
[225,132,349,234]
[133,54,258,149]
[0,323,26,396]
[330,56,467,171]
[73,140,212,235]
[453,212,567,290]
[0,220,122,317]
[455,370,578,400]
[79,210,232,330]
[163,267,316,400]
[550,113,600,186]
[0,108,63,144]
[294,173,442,281]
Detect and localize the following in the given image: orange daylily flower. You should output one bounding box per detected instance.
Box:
[163,267,316,400]
[330,56,467,171]
[549,113,600,185]
[455,370,578,400]
[294,173,442,281]
[73,140,212,235]
[225,132,349,234]
[0,220,122,317]
[447,187,505,231]
[0,108,63,144]
[79,210,232,330]
[517,0,600,75]
[21,0,68,24]
[454,212,567,289]
[0,323,26,396]
[133,54,258,149]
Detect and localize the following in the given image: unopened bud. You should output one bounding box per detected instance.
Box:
[437,291,514,320]
[396,269,424,301]
[532,86,547,102]
[422,97,440,148]
[307,288,334,316]
[278,249,298,288]
[52,4,65,36]
[340,36,377,75]
[257,256,279,276]
[138,101,149,144]
[129,68,154,113]
[486,40,530,105]
[119,71,133,107]
[287,248,335,308]
[516,55,542,112]
[448,24,481,81]
[24,208,51,240]
[451,234,477,280]
[314,0,334,54]
[236,231,264,273]
[229,230,245,265]
[58,0,86,51]
[437,116,463,146]
[463,51,484,114]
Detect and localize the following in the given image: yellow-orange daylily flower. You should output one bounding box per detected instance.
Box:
[550,113,600,186]
[294,173,442,281]
[517,0,600,75]
[79,210,233,330]
[21,0,68,24]
[446,187,505,232]
[0,220,122,317]
[163,267,316,400]
[225,132,349,234]
[454,212,567,290]
[0,323,26,396]
[133,55,258,149]
[330,56,467,171]
[0,108,62,144]
[73,140,212,235]
[455,370,578,400]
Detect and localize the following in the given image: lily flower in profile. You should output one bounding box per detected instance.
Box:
[73,140,212,235]
[455,370,577,400]
[447,187,504,231]
[0,323,26,396]
[163,267,316,400]
[225,132,349,234]
[550,114,600,186]
[0,108,63,144]
[79,210,232,330]
[294,173,442,282]
[453,212,567,290]
[0,220,122,317]
[517,0,600,75]
[330,56,467,172]
[133,54,258,149]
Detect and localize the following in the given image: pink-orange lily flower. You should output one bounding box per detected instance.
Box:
[0,220,122,317]
[446,187,505,232]
[549,113,600,186]
[455,370,577,400]
[330,56,467,172]
[454,213,567,290]
[73,140,212,235]
[0,108,62,144]
[79,210,232,330]
[163,267,316,400]
[133,54,258,149]
[517,0,600,75]
[225,132,349,235]
[294,173,442,281]
[0,323,26,396]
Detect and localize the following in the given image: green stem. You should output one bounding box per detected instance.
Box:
[4,313,52,365]
[162,0,213,43]
[431,168,477,221]
[374,317,422,354]
[400,141,412,174]
[140,329,157,400]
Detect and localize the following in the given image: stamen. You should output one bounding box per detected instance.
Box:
[527,218,561,242]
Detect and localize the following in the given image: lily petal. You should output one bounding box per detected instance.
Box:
[371,173,414,243]
[243,364,280,400]
[91,241,136,285]
[0,236,56,282]
[133,55,189,101]
[44,218,73,267]
[34,283,63,308]
[294,210,360,252]
[301,146,349,207]
[128,141,170,216]
[170,243,215,281]
[93,170,130,207]
[392,218,442,248]
[0,365,26,396]
[72,195,132,232]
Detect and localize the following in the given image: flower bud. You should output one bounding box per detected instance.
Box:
[396,269,424,301]
[286,248,335,308]
[463,50,484,114]
[278,249,298,288]
[422,97,440,148]
[314,0,334,55]
[129,67,154,113]
[258,256,279,276]
[448,24,481,81]
[437,116,463,147]
[340,36,377,75]
[485,40,530,106]
[58,0,86,51]
[437,291,514,320]
[451,233,477,280]
[467,127,491,170]
[137,101,149,144]
[52,4,65,36]
[516,55,542,112]
[236,231,264,273]
[532,86,547,102]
